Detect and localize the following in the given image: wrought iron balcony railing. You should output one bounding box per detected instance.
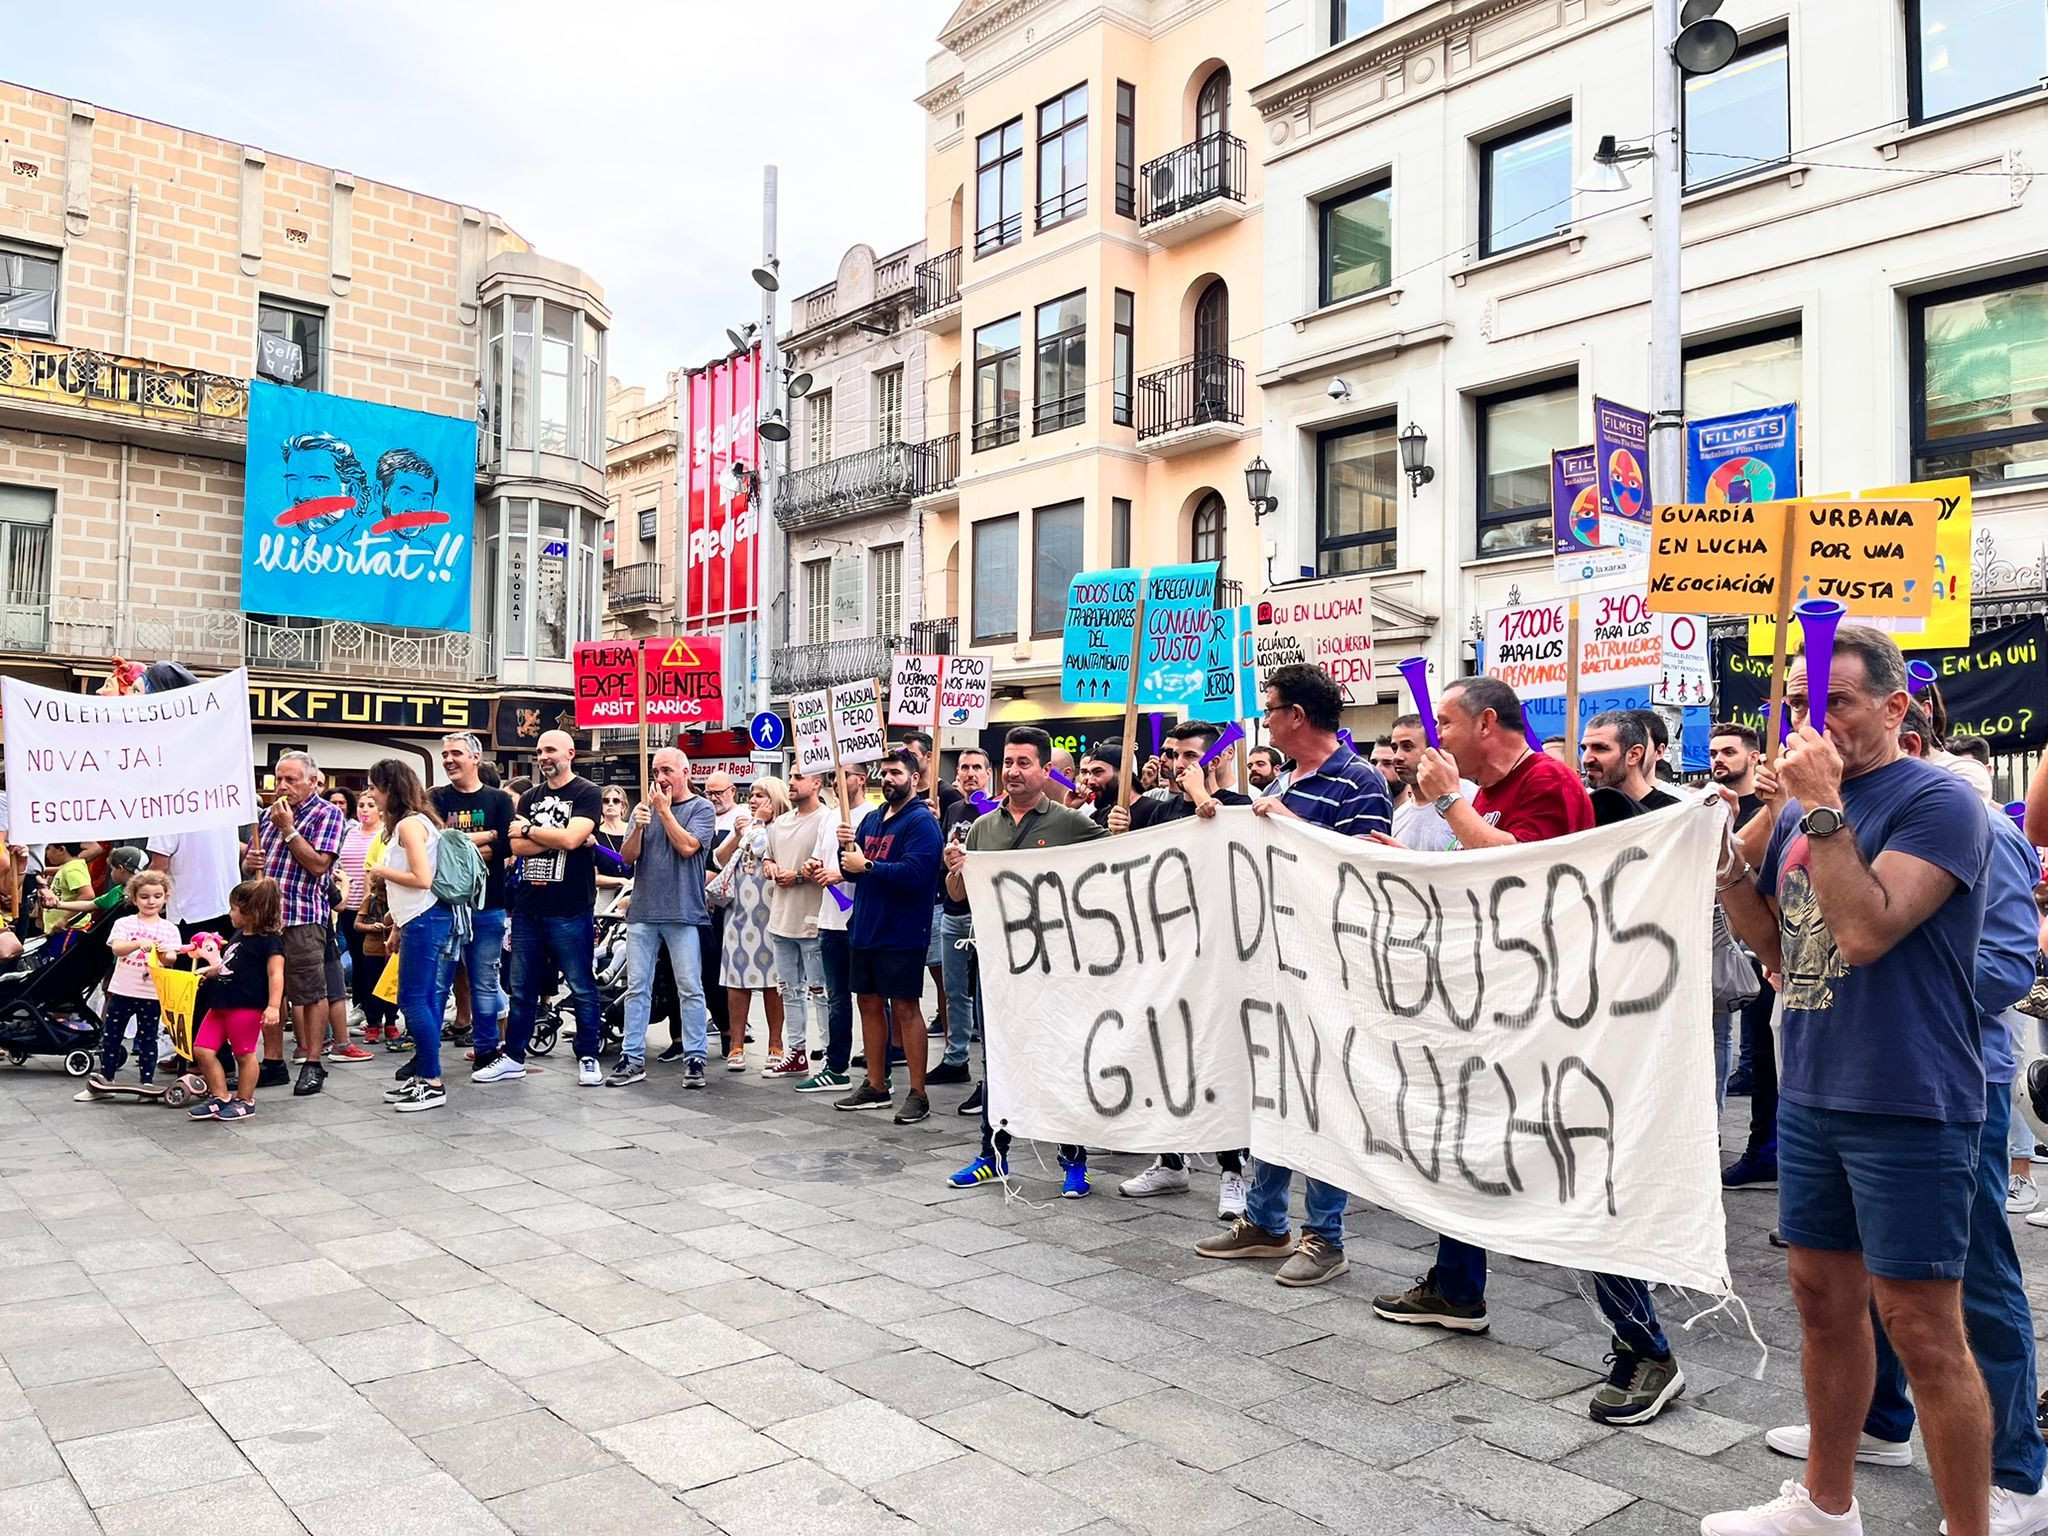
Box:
[1138,132,1248,226]
[0,335,248,429]
[911,433,959,497]
[908,617,957,657]
[771,633,902,697]
[606,561,668,612]
[913,247,962,316]
[775,441,919,530]
[1136,353,1245,440]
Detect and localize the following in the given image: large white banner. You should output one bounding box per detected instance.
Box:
[964,801,1728,1292]
[1,668,258,842]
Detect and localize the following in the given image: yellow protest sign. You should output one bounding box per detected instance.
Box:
[1647,501,1791,615]
[1748,477,1968,652]
[1651,499,1939,618]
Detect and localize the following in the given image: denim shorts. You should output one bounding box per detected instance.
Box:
[1777,1098,1980,1280]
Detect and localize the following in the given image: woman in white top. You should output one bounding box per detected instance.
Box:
[364,758,451,1113]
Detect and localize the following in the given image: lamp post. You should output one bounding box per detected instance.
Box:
[753,166,781,729]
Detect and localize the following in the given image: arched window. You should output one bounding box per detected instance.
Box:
[1196,67,1230,141]
[1191,492,1226,568]
[1193,281,1231,422]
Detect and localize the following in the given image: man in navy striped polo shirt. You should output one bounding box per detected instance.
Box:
[1195,662,1390,1286]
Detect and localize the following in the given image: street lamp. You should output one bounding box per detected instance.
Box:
[1397,422,1434,492]
[758,408,790,444]
[750,258,780,293]
[1243,455,1278,522]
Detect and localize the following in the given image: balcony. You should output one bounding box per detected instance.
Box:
[772,633,901,697]
[911,433,959,509]
[1136,354,1250,457]
[775,441,919,531]
[21,596,494,683]
[1138,133,1249,246]
[606,561,668,614]
[908,617,957,657]
[0,335,248,454]
[913,247,962,332]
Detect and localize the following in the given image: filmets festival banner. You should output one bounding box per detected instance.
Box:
[241,380,477,631]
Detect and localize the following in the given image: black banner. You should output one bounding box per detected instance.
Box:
[1714,616,2048,753]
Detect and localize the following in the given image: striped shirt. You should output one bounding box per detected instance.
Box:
[1278,742,1392,839]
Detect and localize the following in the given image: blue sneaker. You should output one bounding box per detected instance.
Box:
[1060,1162,1091,1199]
[948,1155,1007,1189]
[1721,1150,1778,1189]
[186,1098,222,1121]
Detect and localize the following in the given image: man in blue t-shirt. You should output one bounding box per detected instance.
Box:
[609,748,717,1089]
[1711,627,1993,1536]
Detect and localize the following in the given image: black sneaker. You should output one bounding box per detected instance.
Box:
[893,1091,930,1125]
[257,1058,290,1089]
[2037,1389,2047,1444]
[1587,1343,1684,1425]
[606,1058,647,1088]
[658,1042,687,1064]
[393,1056,418,1083]
[926,1060,971,1086]
[957,1081,984,1117]
[835,1080,893,1113]
[926,1017,945,1037]
[684,1057,706,1090]
[1371,1272,1490,1333]
[292,1062,326,1097]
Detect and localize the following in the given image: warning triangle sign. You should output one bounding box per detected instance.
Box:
[659,637,699,668]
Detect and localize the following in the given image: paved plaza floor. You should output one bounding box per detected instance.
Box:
[0,1041,1986,1534]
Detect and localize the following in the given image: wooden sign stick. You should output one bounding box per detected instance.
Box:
[826,685,850,818]
[634,638,650,806]
[1563,600,1581,767]
[929,664,944,812]
[1764,500,1801,767]
[1117,593,1149,813]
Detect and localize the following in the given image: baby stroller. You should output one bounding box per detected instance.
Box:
[0,911,117,1075]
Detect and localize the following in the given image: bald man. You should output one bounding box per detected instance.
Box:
[496,730,607,1086]
[613,748,716,1087]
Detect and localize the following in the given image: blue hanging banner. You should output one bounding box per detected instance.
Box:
[241,379,477,630]
[1685,402,1799,504]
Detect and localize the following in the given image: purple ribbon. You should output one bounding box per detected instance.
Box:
[1198,721,1245,768]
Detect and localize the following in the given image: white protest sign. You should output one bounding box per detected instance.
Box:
[888,654,943,728]
[792,690,836,775]
[1484,600,1570,699]
[935,654,991,731]
[888,653,991,732]
[963,802,1728,1292]
[1,668,258,841]
[1254,576,1375,703]
[1485,590,1708,702]
[1654,614,1710,706]
[792,680,887,774]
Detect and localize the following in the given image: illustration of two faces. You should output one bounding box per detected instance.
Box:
[276,432,448,540]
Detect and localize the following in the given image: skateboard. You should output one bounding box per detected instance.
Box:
[78,1072,208,1108]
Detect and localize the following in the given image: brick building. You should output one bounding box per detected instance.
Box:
[0,82,609,784]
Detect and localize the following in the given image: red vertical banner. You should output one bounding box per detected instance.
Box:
[682,349,761,631]
[685,367,711,625]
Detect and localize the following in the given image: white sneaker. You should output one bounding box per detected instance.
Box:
[1941,1485,2048,1536]
[1119,1159,1191,1198]
[577,1057,602,1087]
[2027,1205,2048,1228]
[473,1055,526,1083]
[1218,1171,1248,1221]
[1702,1480,1862,1535]
[1762,1424,1911,1467]
[2009,1176,2040,1215]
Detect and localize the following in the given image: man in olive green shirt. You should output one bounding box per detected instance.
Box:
[941,725,1104,1194]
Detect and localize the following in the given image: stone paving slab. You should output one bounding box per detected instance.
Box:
[0,1041,1960,1533]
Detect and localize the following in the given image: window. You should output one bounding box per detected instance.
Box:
[1037,84,1089,228]
[1332,0,1384,44]
[1317,419,1399,573]
[257,296,325,388]
[1479,112,1572,258]
[1113,290,1135,427]
[972,514,1020,644]
[1115,83,1137,218]
[1909,0,2048,123]
[976,118,1024,255]
[1912,267,2048,483]
[1111,497,1132,569]
[536,502,571,659]
[1192,281,1232,422]
[807,389,834,465]
[539,303,574,453]
[1034,291,1087,433]
[1319,179,1392,306]
[875,368,904,445]
[803,557,832,645]
[1197,67,1230,140]
[873,544,904,639]
[1476,380,1577,557]
[582,316,606,468]
[1032,501,1084,637]
[1684,324,1803,418]
[0,243,60,340]
[972,316,1021,450]
[1685,34,1790,188]
[1191,492,1226,569]
[509,298,535,450]
[0,484,54,651]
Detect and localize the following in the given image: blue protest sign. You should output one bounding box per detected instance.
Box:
[1685,403,1799,504]
[1135,562,1219,708]
[748,711,786,751]
[1061,568,1142,704]
[242,380,477,630]
[1203,604,1256,717]
[1520,689,1711,775]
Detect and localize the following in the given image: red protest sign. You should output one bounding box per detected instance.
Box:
[573,636,725,728]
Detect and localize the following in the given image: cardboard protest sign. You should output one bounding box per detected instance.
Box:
[1649,499,1940,617]
[791,690,837,775]
[1685,404,1798,505]
[1254,575,1376,704]
[573,637,725,729]
[792,678,887,776]
[1203,604,1258,718]
[1485,591,1705,702]
[1134,563,1219,709]
[1,668,258,841]
[888,653,992,732]
[1061,568,1142,705]
[963,801,1730,1292]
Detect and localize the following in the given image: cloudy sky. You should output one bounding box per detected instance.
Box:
[8,0,957,387]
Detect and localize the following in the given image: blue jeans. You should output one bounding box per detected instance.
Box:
[1434,1236,1670,1357]
[771,934,824,1056]
[939,911,976,1067]
[505,910,601,1063]
[397,905,455,1081]
[1714,1012,1733,1118]
[457,907,508,1055]
[820,929,853,1074]
[626,921,707,1064]
[1245,1163,1347,1248]
[1865,1085,2043,1493]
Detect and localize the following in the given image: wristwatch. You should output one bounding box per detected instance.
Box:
[1433,792,1461,816]
[1799,806,1848,839]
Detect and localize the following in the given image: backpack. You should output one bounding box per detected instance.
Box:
[431,826,487,943]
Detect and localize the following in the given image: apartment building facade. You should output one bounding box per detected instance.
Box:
[916,0,1269,749]
[1249,0,2048,730]
[0,82,608,778]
